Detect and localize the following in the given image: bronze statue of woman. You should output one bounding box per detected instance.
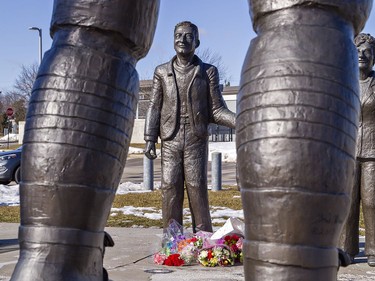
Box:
[340,33,375,267]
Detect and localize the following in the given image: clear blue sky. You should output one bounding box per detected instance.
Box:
[1,1,375,91]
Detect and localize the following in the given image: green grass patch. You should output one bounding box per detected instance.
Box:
[109,187,242,227]
[112,190,163,209]
[107,212,163,228]
[112,187,241,211]
[0,187,242,227]
[208,187,242,209]
[0,206,20,223]
[0,187,367,235]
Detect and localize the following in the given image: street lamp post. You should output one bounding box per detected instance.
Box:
[29,27,42,65]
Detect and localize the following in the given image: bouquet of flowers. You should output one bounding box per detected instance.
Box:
[153,220,205,266]
[153,218,244,267]
[219,234,243,263]
[177,235,204,264]
[198,245,234,267]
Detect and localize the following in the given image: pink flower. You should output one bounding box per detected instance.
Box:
[236,237,243,250]
[153,253,167,265]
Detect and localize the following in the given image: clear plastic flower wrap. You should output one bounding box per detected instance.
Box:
[153,218,244,266]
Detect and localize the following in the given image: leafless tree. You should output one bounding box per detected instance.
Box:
[12,62,39,102]
[196,48,230,85]
[0,63,39,130]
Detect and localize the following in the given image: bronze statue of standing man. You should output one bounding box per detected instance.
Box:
[144,21,235,233]
[340,33,375,267]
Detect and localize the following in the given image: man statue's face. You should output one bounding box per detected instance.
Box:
[358,42,374,74]
[174,25,197,56]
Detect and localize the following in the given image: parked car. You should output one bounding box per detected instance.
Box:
[0,146,22,185]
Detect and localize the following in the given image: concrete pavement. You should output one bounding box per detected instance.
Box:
[0,223,245,281]
[0,223,375,280]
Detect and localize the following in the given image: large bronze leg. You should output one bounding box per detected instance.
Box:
[11,1,159,280]
[237,1,372,280]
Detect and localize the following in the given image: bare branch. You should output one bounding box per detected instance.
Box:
[196,48,229,83]
[13,62,38,101]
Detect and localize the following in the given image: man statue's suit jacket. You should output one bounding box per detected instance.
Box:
[144,55,235,143]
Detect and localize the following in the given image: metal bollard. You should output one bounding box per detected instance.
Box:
[143,155,154,190]
[211,152,222,191]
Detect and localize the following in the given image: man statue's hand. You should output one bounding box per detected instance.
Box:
[145,141,157,160]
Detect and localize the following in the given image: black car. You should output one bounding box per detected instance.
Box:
[0,146,21,185]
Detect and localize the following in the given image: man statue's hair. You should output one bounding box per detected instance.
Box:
[174,21,199,41]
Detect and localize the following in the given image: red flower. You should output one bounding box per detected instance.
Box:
[232,234,240,241]
[224,235,240,246]
[163,254,184,266]
[207,250,213,260]
[230,244,239,253]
